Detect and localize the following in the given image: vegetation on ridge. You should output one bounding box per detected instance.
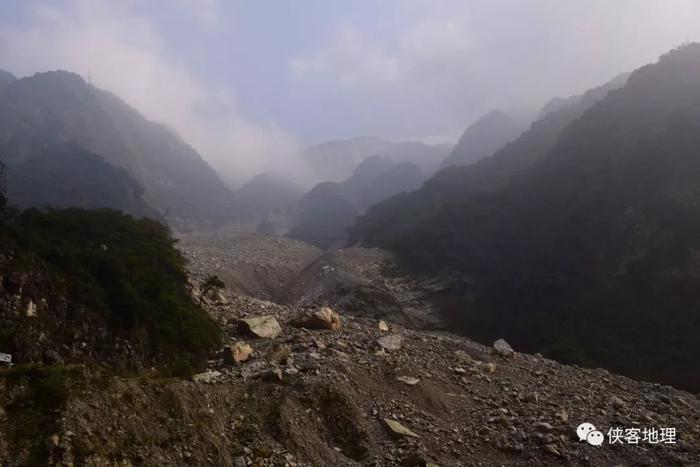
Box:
[0,199,220,369]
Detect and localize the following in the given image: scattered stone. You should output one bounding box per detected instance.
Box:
[239,315,282,339]
[544,444,561,456]
[264,368,283,381]
[376,334,404,352]
[378,320,389,332]
[525,392,539,403]
[223,342,253,365]
[397,376,420,386]
[556,410,569,423]
[267,344,292,365]
[44,349,64,365]
[384,418,420,438]
[534,422,554,432]
[480,362,496,374]
[492,339,514,357]
[192,369,223,384]
[454,350,473,364]
[25,300,37,317]
[611,396,626,409]
[240,361,268,379]
[401,452,436,466]
[293,307,341,331]
[675,396,691,408]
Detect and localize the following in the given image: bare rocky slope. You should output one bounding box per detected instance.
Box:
[2,233,700,466]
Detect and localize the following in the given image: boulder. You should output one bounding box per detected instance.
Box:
[384,418,420,438]
[267,344,292,365]
[376,334,404,352]
[454,350,474,364]
[293,307,341,331]
[492,338,514,357]
[397,376,420,386]
[192,369,223,384]
[223,342,253,364]
[239,315,282,339]
[378,320,389,332]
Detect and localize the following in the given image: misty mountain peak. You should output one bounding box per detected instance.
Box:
[440,110,527,169]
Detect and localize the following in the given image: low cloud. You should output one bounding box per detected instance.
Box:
[0,0,300,187]
[289,24,399,90]
[288,0,700,142]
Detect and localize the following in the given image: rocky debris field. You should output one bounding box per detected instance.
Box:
[36,294,700,466]
[3,232,699,466]
[181,234,443,329]
[179,234,322,302]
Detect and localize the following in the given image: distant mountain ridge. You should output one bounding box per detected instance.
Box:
[353,72,630,246]
[233,173,304,221]
[303,136,451,183]
[276,156,426,249]
[0,70,234,227]
[440,110,527,169]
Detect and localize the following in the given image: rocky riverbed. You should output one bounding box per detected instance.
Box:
[3,232,699,466]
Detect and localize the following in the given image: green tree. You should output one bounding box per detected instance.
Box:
[201,274,226,300]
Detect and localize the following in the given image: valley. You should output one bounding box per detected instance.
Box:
[1,7,700,464]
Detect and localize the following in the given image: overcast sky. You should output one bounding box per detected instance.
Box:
[1,0,700,185]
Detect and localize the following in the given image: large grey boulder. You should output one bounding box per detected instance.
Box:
[239,315,282,339]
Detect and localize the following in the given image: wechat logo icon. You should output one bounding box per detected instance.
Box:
[577,422,604,446]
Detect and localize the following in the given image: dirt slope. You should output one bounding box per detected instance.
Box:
[17,294,700,466]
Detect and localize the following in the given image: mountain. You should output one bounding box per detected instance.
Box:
[440,110,527,168]
[286,182,361,249]
[232,173,304,221]
[355,45,700,390]
[353,72,629,247]
[303,137,451,183]
[287,156,425,249]
[536,94,581,119]
[6,143,159,218]
[0,70,235,227]
[0,69,15,89]
[381,141,453,175]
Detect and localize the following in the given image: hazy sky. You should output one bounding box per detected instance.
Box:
[1,0,700,185]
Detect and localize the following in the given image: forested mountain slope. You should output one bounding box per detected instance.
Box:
[0,70,234,227]
[355,45,700,391]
